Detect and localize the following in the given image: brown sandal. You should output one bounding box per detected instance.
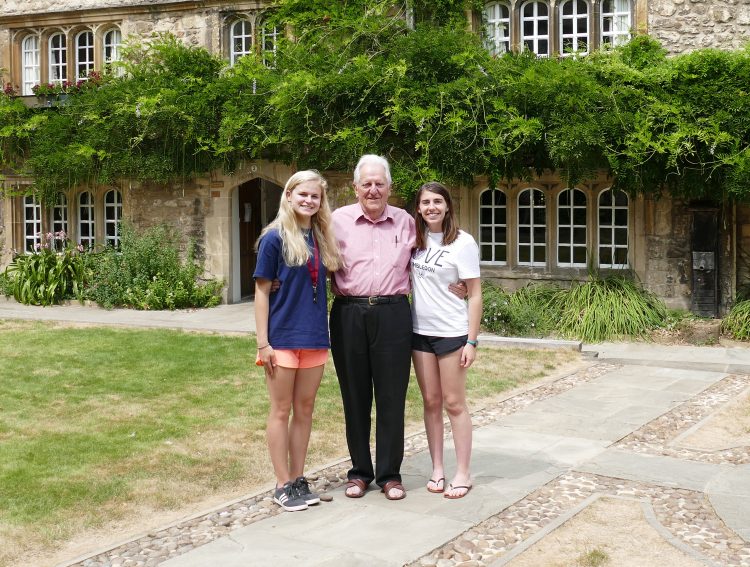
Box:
[382,480,406,500]
[345,478,367,498]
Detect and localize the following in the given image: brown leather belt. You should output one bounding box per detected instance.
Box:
[335,295,407,305]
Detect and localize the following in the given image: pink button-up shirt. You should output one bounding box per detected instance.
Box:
[331,203,416,297]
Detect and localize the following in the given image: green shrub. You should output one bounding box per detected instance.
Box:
[481,281,557,337]
[85,224,223,310]
[721,299,750,340]
[3,236,88,306]
[0,270,14,297]
[549,274,667,342]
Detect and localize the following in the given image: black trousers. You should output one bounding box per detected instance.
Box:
[330,296,412,488]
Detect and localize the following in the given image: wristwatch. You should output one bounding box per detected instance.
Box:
[466,339,478,347]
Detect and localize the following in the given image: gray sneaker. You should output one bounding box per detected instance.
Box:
[273,482,308,512]
[293,476,320,505]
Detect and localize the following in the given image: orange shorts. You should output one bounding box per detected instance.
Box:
[256,348,329,369]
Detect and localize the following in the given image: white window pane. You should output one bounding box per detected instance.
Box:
[49,33,67,84]
[76,31,94,79]
[478,188,507,263]
[24,195,42,252]
[518,188,546,266]
[22,36,40,96]
[230,20,253,65]
[484,2,511,55]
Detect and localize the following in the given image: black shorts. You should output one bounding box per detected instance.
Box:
[412,333,468,356]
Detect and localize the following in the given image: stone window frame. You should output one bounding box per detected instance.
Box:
[229,18,255,65]
[476,182,631,273]
[597,187,629,268]
[10,24,123,91]
[104,189,123,249]
[479,0,633,58]
[520,0,550,57]
[601,0,631,47]
[102,27,123,72]
[557,187,588,267]
[517,187,547,266]
[559,0,589,56]
[478,188,508,265]
[51,193,69,239]
[484,1,512,55]
[78,191,96,250]
[260,16,280,69]
[224,11,279,68]
[75,29,95,80]
[21,34,41,96]
[48,30,68,85]
[11,188,123,254]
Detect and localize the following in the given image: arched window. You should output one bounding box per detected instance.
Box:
[557,188,587,267]
[22,35,40,96]
[104,189,123,249]
[517,188,546,266]
[598,188,628,268]
[75,31,94,79]
[261,18,279,68]
[601,0,631,47]
[560,0,589,55]
[521,1,549,57]
[479,189,507,264]
[484,2,511,55]
[230,20,253,65]
[78,192,95,249]
[24,195,42,252]
[49,32,68,84]
[52,193,69,240]
[103,28,123,75]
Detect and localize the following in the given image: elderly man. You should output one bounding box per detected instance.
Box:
[329,154,414,500]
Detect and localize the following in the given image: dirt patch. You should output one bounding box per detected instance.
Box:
[506,496,706,567]
[676,387,750,451]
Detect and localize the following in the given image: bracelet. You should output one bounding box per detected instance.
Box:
[466,339,478,347]
[257,344,271,350]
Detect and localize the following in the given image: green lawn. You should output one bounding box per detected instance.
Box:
[0,320,580,565]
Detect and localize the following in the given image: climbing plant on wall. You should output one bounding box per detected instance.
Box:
[1,0,750,204]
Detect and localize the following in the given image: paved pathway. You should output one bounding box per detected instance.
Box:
[1,298,748,566]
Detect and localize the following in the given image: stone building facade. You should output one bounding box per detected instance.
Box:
[0,0,746,311]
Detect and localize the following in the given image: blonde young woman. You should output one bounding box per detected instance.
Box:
[254,170,342,512]
[410,181,482,500]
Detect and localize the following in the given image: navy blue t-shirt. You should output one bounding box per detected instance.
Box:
[253,228,330,349]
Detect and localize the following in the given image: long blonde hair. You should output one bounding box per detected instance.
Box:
[257,170,342,271]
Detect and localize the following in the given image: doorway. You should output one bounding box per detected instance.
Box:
[237,178,283,299]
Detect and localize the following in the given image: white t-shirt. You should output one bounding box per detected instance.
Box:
[411,230,480,337]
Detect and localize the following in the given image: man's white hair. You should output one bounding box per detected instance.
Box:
[353,154,392,185]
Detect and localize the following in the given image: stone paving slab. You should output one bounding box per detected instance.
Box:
[574,447,724,491]
[706,465,750,541]
[161,494,473,567]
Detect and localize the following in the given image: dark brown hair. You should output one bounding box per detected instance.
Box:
[414,181,460,250]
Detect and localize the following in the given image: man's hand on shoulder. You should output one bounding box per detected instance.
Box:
[448,280,468,299]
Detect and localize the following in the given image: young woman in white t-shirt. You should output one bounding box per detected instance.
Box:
[410,181,482,499]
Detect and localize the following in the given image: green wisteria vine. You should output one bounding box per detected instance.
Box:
[0,0,749,204]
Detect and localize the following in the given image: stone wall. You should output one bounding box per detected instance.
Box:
[648,0,750,54]
[126,180,210,262]
[0,0,193,16]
